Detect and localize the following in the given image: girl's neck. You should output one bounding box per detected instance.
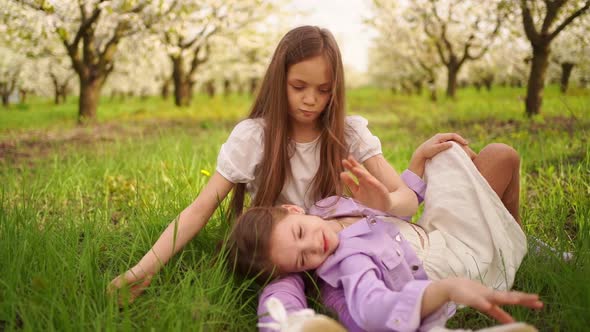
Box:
[329,216,362,232]
[290,123,322,143]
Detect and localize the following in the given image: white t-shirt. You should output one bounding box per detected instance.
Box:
[216,115,382,208]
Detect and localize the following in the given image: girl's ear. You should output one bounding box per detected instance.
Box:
[281,204,305,214]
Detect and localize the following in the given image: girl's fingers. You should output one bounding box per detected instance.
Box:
[491,291,538,304]
[486,305,514,324]
[349,164,371,180]
[437,133,468,145]
[524,300,544,309]
[436,142,453,152]
[343,158,372,181]
[340,172,359,193]
[342,159,352,170]
[130,278,151,299]
[490,292,543,309]
[427,142,453,157]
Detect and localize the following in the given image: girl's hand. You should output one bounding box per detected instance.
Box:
[108,266,153,305]
[341,156,393,213]
[409,133,474,177]
[444,278,543,323]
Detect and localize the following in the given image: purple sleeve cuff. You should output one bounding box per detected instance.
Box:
[401,169,426,204]
[258,274,308,332]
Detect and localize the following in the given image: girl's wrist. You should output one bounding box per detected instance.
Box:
[421,279,452,318]
[409,152,426,178]
[136,252,161,276]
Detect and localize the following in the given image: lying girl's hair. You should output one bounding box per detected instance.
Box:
[226,206,288,283]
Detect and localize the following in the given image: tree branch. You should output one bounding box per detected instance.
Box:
[521,0,541,45]
[541,0,566,34]
[549,0,590,40]
[188,42,210,79]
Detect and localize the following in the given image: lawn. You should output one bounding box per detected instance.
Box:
[0,85,588,331]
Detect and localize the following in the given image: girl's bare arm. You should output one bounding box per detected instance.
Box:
[110,172,234,292]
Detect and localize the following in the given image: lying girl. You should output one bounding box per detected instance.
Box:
[227,143,542,331]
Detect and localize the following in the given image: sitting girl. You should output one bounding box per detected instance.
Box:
[227,143,542,331]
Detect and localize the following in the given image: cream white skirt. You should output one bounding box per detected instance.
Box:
[389,143,527,291]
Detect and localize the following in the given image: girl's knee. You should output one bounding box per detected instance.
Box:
[482,143,520,168]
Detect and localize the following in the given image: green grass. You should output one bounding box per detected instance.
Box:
[1,85,589,331]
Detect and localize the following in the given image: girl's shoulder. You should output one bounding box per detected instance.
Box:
[225,118,266,146]
[231,117,265,135]
[344,115,369,130]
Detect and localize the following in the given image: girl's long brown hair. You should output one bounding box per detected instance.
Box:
[227,206,287,283]
[230,26,347,218]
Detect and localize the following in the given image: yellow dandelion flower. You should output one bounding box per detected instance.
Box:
[200,169,211,177]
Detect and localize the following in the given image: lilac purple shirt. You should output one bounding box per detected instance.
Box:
[258,170,453,331]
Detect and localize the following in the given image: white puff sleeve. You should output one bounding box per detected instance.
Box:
[216,118,265,183]
[345,115,382,163]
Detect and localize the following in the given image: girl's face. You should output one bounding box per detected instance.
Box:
[286,55,332,129]
[269,206,340,273]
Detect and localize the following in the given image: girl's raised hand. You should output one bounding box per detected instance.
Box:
[444,278,543,324]
[340,156,393,213]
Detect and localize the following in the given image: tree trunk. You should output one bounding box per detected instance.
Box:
[483,75,494,91]
[446,63,459,98]
[79,78,102,123]
[1,82,13,107]
[205,81,215,97]
[174,81,190,106]
[19,89,27,103]
[224,79,231,96]
[560,62,575,94]
[60,91,67,104]
[525,45,550,117]
[428,79,437,102]
[412,80,423,95]
[250,78,258,95]
[161,81,169,100]
[51,78,63,104]
[172,56,191,107]
[60,85,68,104]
